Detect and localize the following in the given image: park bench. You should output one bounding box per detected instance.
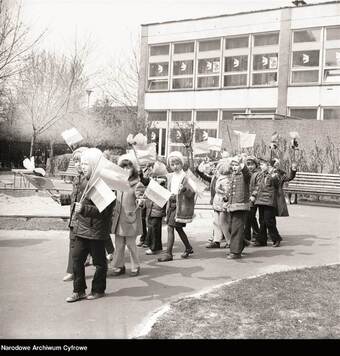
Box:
[283,171,340,204]
[56,159,78,182]
[0,179,14,188]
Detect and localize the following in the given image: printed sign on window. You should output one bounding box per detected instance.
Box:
[269,56,278,69]
[212,61,220,73]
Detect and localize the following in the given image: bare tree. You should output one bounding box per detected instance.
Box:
[17,45,88,156]
[97,39,142,131]
[0,0,44,82]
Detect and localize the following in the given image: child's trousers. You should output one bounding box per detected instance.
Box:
[113,235,140,270]
[228,210,247,255]
[213,211,231,243]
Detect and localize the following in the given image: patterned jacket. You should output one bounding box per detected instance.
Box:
[251,170,280,207]
[225,165,251,212]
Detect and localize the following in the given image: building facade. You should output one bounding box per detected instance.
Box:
[138,1,340,157]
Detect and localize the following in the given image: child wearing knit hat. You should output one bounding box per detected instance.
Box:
[158,151,195,262]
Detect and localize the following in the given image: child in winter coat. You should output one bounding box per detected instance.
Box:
[206,158,232,249]
[250,158,281,247]
[66,148,115,302]
[110,154,145,277]
[223,155,252,259]
[158,151,195,262]
[139,161,168,255]
[244,155,261,243]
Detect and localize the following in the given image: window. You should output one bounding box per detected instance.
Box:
[148,44,170,91]
[254,33,279,47]
[291,28,321,84]
[224,35,249,87]
[326,26,340,41]
[171,111,192,121]
[324,27,340,84]
[147,111,167,122]
[170,128,191,144]
[195,128,217,141]
[150,45,169,56]
[172,42,194,89]
[293,29,320,43]
[251,33,279,86]
[290,108,317,120]
[222,110,246,120]
[197,39,221,88]
[323,107,340,120]
[225,36,249,49]
[196,111,218,121]
[199,39,221,52]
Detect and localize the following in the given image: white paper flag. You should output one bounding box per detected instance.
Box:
[134,143,157,165]
[193,141,210,155]
[239,132,256,148]
[61,128,83,146]
[100,166,130,192]
[207,137,223,152]
[185,169,207,195]
[144,178,172,208]
[289,131,300,139]
[233,130,249,136]
[88,178,116,213]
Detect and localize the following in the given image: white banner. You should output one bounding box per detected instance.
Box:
[88,178,116,213]
[144,178,172,208]
[61,128,83,146]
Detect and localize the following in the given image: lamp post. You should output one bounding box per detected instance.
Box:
[86,89,93,113]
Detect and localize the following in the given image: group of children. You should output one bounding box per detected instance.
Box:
[197,154,297,256]
[58,146,297,302]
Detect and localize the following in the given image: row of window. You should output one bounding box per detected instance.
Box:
[147,107,340,121]
[147,26,340,90]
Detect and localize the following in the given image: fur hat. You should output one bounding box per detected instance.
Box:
[118,152,138,168]
[216,158,232,175]
[72,147,88,161]
[168,151,184,166]
[152,161,168,176]
[246,155,259,166]
[81,148,103,170]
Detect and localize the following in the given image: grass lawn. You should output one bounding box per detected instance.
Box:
[145,264,340,339]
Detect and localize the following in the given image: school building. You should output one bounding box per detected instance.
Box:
[137,1,340,157]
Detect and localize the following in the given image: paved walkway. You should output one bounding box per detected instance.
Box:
[0,205,339,339]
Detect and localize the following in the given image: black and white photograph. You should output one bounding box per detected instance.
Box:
[0,0,340,346]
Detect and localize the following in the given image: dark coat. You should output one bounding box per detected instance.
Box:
[225,165,251,212]
[70,178,114,240]
[251,170,280,208]
[142,176,167,219]
[166,173,196,224]
[275,168,297,217]
[60,174,85,230]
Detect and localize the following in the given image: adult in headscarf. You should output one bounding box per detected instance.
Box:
[65,148,115,302]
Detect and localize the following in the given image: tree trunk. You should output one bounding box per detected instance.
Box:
[29,131,36,158]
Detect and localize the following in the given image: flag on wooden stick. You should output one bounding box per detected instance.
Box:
[185,169,207,196]
[144,178,172,208]
[88,178,116,213]
[239,132,256,148]
[133,143,157,166]
[61,128,83,146]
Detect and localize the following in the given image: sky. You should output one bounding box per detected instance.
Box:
[20,0,333,102]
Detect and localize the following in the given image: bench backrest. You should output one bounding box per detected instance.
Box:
[60,159,78,176]
[285,172,340,193]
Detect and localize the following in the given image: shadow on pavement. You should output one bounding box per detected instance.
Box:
[0,238,49,247]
